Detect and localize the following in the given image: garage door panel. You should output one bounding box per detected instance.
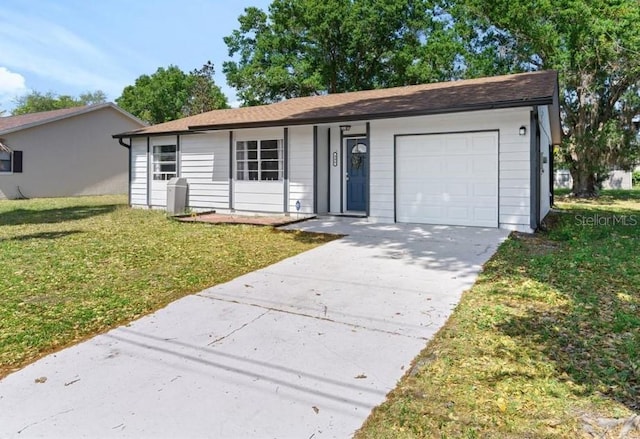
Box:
[475,207,497,220]
[473,183,498,197]
[445,139,470,154]
[472,137,498,153]
[419,162,444,174]
[445,161,471,173]
[472,160,498,174]
[448,206,471,219]
[445,183,471,196]
[396,132,498,227]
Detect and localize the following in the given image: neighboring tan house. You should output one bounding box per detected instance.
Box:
[114,70,562,233]
[0,103,145,200]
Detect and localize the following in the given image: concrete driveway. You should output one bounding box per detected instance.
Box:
[0,218,508,438]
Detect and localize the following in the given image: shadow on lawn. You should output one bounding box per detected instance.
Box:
[495,208,640,412]
[0,204,118,226]
[0,230,83,242]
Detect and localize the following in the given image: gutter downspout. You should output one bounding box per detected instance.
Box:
[118,138,131,149]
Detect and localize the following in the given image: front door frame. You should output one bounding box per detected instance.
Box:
[340,134,370,215]
[341,132,369,214]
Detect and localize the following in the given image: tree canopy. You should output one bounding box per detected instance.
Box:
[223,0,463,106]
[116,63,228,124]
[11,90,107,116]
[448,0,640,196]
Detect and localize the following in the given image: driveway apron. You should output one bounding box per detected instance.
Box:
[0,218,508,438]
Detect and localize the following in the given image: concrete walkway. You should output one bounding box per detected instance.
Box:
[0,218,508,438]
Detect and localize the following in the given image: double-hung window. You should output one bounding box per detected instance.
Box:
[0,148,21,174]
[236,139,283,181]
[152,144,177,180]
[0,151,11,173]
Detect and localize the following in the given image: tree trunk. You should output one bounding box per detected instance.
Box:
[570,168,599,197]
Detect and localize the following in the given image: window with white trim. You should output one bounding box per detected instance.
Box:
[0,151,11,173]
[236,139,283,181]
[152,144,177,180]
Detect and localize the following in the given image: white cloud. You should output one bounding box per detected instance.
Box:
[0,67,27,96]
[0,67,28,110]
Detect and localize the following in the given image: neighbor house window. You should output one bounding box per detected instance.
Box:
[236,139,283,181]
[152,144,177,180]
[0,151,11,173]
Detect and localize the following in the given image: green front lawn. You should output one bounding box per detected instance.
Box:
[358,192,639,438]
[0,195,335,378]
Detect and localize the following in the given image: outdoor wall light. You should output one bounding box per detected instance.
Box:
[340,125,351,132]
[519,126,527,136]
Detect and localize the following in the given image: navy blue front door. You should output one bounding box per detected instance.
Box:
[346,138,368,212]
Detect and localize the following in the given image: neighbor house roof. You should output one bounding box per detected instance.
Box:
[0,103,146,136]
[114,70,561,143]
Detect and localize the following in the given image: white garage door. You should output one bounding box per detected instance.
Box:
[396,132,498,227]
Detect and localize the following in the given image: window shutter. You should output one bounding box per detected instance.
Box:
[13,151,23,173]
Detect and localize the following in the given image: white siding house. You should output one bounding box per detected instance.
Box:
[115,71,562,232]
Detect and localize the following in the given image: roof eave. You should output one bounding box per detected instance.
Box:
[112,129,195,139]
[1,103,146,136]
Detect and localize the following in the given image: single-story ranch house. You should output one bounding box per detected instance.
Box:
[114,70,562,232]
[0,103,145,199]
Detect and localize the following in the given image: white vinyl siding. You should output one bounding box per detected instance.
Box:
[498,129,531,229]
[288,125,314,214]
[234,181,284,212]
[328,127,342,213]
[395,132,498,227]
[130,138,148,206]
[181,132,229,209]
[316,127,329,213]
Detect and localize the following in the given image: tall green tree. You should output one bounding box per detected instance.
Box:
[116,63,228,124]
[184,61,229,116]
[449,0,640,196]
[223,0,463,106]
[11,90,107,115]
[116,66,192,124]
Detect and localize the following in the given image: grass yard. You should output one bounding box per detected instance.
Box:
[0,195,335,378]
[357,190,640,438]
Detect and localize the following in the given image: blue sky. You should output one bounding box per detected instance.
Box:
[0,0,273,111]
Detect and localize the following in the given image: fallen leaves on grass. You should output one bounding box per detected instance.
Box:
[357,193,640,438]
